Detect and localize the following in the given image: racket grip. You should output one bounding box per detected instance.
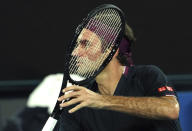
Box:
[42,117,58,131]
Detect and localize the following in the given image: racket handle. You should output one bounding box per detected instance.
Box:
[42,117,58,131]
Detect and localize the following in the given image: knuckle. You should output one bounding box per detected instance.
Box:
[82,102,87,107]
[63,95,67,99]
[60,103,65,107]
[71,91,76,96]
[65,102,70,106]
[60,95,65,100]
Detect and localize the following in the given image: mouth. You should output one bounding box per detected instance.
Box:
[75,57,87,65]
[76,61,83,66]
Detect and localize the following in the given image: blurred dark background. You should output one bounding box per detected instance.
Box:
[0,0,192,80]
[0,0,192,131]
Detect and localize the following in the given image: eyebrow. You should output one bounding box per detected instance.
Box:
[78,39,91,46]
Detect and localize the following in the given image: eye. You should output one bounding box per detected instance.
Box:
[79,40,91,48]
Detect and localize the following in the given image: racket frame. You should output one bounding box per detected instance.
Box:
[67,4,126,86]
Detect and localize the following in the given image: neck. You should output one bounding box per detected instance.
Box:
[95,59,124,95]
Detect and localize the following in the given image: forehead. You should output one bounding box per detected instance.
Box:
[78,28,101,42]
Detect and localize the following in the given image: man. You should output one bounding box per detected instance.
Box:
[57,22,182,131]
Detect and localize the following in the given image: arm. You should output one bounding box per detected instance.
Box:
[100,95,179,120]
[58,86,179,120]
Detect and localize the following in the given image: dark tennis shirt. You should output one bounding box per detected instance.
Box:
[58,65,182,131]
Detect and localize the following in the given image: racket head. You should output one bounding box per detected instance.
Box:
[65,4,126,85]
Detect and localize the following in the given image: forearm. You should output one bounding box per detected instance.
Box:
[58,86,179,119]
[100,95,179,120]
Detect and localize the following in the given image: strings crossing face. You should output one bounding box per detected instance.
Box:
[72,29,104,74]
[68,7,124,82]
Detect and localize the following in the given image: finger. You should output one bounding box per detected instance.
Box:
[68,103,86,113]
[58,91,79,101]
[63,85,84,93]
[60,98,81,108]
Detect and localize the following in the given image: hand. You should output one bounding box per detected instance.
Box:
[58,85,105,113]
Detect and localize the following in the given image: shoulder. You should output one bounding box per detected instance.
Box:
[135,65,164,73]
[133,65,166,77]
[130,65,177,97]
[129,65,168,86]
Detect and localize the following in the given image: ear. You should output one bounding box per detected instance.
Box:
[114,48,119,57]
[111,48,119,61]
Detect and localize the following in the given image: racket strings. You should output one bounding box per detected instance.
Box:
[68,13,102,75]
[69,8,122,80]
[69,9,110,76]
[69,11,104,72]
[87,9,122,76]
[69,10,107,75]
[70,9,121,78]
[77,9,114,76]
[70,9,121,77]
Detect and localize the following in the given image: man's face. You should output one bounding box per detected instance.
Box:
[73,28,102,60]
[70,28,109,76]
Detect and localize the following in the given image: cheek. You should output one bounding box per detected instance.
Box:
[72,47,86,57]
[86,48,102,61]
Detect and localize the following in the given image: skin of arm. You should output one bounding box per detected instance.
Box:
[99,95,179,120]
[58,86,179,120]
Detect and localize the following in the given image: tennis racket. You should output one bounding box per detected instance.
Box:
[42,4,125,131]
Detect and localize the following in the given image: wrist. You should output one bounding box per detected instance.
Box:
[98,95,113,109]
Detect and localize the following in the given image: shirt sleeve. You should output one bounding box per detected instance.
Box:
[140,65,176,97]
[58,105,82,131]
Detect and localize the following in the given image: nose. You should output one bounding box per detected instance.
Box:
[72,46,86,57]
